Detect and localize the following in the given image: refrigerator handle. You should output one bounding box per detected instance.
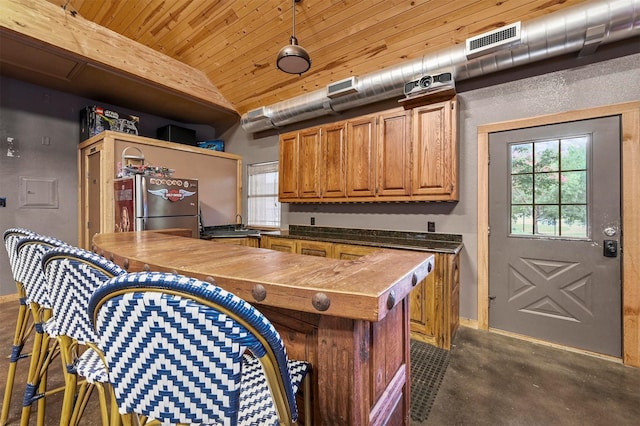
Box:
[135,217,146,231]
[137,175,148,221]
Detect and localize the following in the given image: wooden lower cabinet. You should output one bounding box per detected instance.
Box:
[332,243,378,260]
[262,236,332,257]
[409,252,460,349]
[261,236,297,253]
[298,240,333,257]
[262,236,459,349]
[210,237,259,248]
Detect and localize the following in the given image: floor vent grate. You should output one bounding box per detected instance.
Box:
[410,340,450,422]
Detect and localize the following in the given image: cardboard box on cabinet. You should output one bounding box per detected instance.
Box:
[80,106,140,142]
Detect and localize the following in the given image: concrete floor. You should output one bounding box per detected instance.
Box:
[424,327,640,426]
[1,298,639,425]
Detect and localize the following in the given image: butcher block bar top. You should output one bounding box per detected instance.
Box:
[92,230,434,322]
[92,230,435,425]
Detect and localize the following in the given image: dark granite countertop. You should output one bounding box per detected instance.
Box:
[263,225,463,254]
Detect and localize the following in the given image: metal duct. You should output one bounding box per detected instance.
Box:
[241,0,640,133]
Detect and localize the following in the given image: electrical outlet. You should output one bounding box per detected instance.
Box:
[0,197,6,207]
[310,217,315,225]
[428,221,435,232]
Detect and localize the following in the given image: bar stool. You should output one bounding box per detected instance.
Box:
[14,234,68,426]
[89,271,313,425]
[1,228,36,425]
[42,245,126,426]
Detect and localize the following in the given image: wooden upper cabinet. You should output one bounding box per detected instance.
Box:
[321,123,347,198]
[377,108,411,197]
[346,115,377,197]
[277,96,458,202]
[279,131,299,200]
[298,127,322,198]
[412,99,458,200]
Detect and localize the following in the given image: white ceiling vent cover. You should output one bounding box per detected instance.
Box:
[246,106,268,120]
[466,21,521,59]
[327,76,358,98]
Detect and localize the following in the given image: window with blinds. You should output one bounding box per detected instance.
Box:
[247,161,281,228]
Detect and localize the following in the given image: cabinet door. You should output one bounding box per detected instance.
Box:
[377,109,411,197]
[322,123,347,198]
[410,269,438,346]
[346,116,377,197]
[412,99,458,200]
[298,240,333,257]
[298,127,322,198]
[80,142,105,249]
[261,236,297,253]
[211,237,259,248]
[332,243,377,260]
[279,132,299,200]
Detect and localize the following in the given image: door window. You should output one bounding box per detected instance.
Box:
[509,136,589,239]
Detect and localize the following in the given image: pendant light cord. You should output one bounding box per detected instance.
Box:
[291,0,297,39]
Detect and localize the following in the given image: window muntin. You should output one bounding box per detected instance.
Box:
[509,136,589,239]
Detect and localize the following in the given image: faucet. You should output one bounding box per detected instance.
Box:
[235,214,243,228]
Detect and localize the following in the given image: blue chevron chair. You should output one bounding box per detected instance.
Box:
[89,272,313,426]
[42,245,126,426]
[1,228,36,425]
[14,234,68,426]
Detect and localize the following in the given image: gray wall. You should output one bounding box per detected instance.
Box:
[222,52,640,321]
[0,77,217,295]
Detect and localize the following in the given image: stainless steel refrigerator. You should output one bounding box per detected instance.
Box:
[114,175,199,237]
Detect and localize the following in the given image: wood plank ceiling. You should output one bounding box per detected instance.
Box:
[45,0,588,116]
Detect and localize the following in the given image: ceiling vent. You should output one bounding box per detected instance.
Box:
[466,21,521,59]
[246,106,269,120]
[327,76,358,98]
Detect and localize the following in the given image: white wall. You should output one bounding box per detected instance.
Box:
[222,52,640,321]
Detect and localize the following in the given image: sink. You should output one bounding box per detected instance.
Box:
[201,224,261,238]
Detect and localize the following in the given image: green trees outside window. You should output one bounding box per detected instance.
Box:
[510,136,588,238]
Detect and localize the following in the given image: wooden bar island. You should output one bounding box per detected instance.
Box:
[92,231,435,425]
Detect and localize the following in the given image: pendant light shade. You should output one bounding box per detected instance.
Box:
[277,0,311,75]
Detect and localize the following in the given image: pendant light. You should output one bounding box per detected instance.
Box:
[276,0,311,75]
